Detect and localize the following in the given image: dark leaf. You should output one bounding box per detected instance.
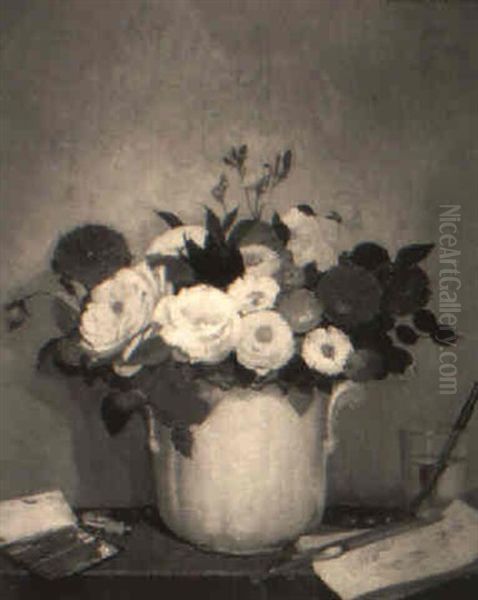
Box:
[146,255,196,290]
[101,392,146,436]
[223,156,235,167]
[272,212,291,245]
[59,275,77,296]
[149,366,211,427]
[288,387,314,416]
[55,335,84,368]
[205,207,225,245]
[222,207,239,234]
[211,174,228,205]
[413,309,438,334]
[185,236,244,289]
[237,144,248,164]
[253,172,271,195]
[155,211,183,229]
[303,262,322,290]
[325,210,343,224]
[344,349,387,382]
[4,298,29,331]
[51,296,79,334]
[385,346,414,374]
[349,242,390,271]
[297,204,316,216]
[127,336,171,366]
[36,338,61,372]
[395,324,419,345]
[279,149,292,180]
[395,243,435,268]
[432,327,458,346]
[171,426,194,458]
[273,153,282,178]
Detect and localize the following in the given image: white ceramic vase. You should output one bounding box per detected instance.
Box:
[145,382,352,555]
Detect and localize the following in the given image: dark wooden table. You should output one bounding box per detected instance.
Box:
[1,508,477,599]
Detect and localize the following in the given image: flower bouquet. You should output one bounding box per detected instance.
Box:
[5,145,456,553]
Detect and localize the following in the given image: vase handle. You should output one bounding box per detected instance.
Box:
[143,404,160,454]
[324,381,361,456]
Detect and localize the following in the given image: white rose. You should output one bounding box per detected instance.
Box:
[80,263,159,359]
[236,310,295,376]
[302,325,353,375]
[155,284,240,364]
[227,275,280,315]
[240,244,281,277]
[281,207,338,270]
[146,225,207,258]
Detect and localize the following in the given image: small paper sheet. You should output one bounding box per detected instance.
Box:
[312,500,478,600]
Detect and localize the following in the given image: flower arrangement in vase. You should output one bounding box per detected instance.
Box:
[5,145,456,554]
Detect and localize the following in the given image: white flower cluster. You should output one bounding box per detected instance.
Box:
[78,222,355,379]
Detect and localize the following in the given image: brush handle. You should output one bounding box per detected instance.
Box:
[410,382,478,514]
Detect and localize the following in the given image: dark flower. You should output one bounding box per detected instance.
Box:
[52,224,132,289]
[315,264,382,329]
[382,266,431,315]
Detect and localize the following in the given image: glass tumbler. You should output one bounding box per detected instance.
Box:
[400,428,468,510]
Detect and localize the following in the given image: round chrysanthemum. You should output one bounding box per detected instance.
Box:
[382,266,431,315]
[146,225,207,258]
[80,262,159,358]
[315,264,382,329]
[236,310,295,376]
[227,275,279,315]
[277,288,323,334]
[154,284,240,364]
[302,326,353,375]
[239,244,282,278]
[281,207,338,270]
[51,224,132,289]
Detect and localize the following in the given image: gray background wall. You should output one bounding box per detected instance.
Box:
[1,0,477,507]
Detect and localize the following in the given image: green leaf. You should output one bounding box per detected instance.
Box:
[205,207,225,245]
[36,338,61,372]
[395,243,435,268]
[155,211,183,229]
[51,295,79,334]
[297,204,316,216]
[127,336,171,366]
[280,149,292,180]
[211,174,228,205]
[101,391,147,436]
[287,387,314,416]
[222,207,239,233]
[171,426,194,458]
[4,298,29,331]
[325,210,343,224]
[272,212,291,245]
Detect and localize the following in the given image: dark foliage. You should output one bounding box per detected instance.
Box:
[154,211,183,229]
[395,243,435,269]
[395,325,419,345]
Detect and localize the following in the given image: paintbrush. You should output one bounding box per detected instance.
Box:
[268,381,478,576]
